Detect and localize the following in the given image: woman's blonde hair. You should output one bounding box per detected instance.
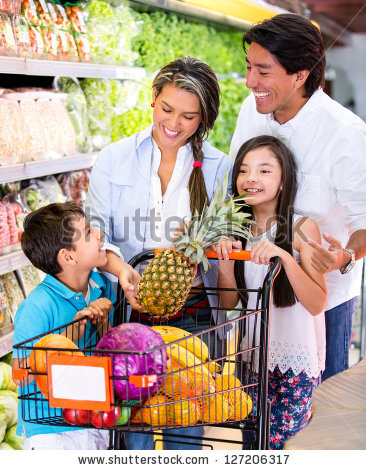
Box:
[153,57,220,215]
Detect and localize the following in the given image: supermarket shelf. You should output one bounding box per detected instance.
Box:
[0,251,29,276]
[127,0,276,30]
[0,56,146,80]
[0,324,14,358]
[0,153,98,184]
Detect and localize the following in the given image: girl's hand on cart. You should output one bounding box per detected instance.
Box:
[118,263,145,312]
[250,240,285,265]
[215,237,242,260]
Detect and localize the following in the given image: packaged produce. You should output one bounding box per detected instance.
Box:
[28,24,46,58]
[57,29,78,61]
[18,93,48,159]
[74,33,91,62]
[57,169,91,208]
[34,0,53,26]
[84,0,138,66]
[54,2,72,30]
[12,14,32,58]
[2,192,30,240]
[0,203,10,254]
[1,94,28,163]
[50,94,76,155]
[5,204,19,249]
[21,0,42,26]
[0,272,24,317]
[0,361,17,391]
[65,3,88,34]
[0,99,17,165]
[24,175,66,212]
[53,76,92,152]
[36,93,63,157]
[1,0,21,14]
[46,1,62,27]
[42,25,58,60]
[0,279,10,328]
[0,12,17,56]
[19,265,42,296]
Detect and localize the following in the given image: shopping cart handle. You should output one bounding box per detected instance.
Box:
[154,248,251,261]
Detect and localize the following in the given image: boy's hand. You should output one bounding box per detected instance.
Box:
[215,237,242,260]
[118,263,145,312]
[87,298,113,324]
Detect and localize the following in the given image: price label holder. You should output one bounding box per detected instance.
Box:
[47,354,113,411]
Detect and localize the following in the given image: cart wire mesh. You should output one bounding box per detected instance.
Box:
[13,250,280,450]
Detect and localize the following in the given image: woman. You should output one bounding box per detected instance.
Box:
[86,57,232,449]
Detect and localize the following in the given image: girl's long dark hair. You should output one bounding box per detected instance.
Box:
[232,136,298,308]
[153,57,220,216]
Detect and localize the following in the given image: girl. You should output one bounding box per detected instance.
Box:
[217,135,326,449]
[86,57,232,450]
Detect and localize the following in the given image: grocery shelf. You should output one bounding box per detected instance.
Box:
[0,251,29,276]
[0,56,146,80]
[0,324,14,358]
[127,0,275,30]
[0,153,98,184]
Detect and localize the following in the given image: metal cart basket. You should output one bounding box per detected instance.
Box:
[13,250,280,450]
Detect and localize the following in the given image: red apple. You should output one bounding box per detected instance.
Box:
[89,407,121,428]
[62,408,89,426]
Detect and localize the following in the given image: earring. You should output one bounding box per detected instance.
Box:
[151,103,155,108]
[201,120,204,124]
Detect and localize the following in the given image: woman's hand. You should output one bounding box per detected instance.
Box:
[250,240,286,265]
[215,237,242,260]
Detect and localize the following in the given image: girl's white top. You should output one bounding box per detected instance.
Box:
[242,215,325,378]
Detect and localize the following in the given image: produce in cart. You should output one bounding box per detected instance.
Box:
[136,172,251,318]
[96,323,168,402]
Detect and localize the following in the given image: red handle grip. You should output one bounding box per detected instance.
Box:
[154,249,251,261]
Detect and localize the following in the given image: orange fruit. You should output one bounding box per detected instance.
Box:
[141,394,169,427]
[215,374,253,421]
[29,334,83,398]
[201,392,229,424]
[167,399,200,426]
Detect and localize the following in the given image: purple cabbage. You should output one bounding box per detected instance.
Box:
[96,323,167,402]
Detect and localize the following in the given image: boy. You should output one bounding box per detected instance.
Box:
[12,202,125,449]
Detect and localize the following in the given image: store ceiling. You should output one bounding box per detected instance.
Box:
[302,0,366,41]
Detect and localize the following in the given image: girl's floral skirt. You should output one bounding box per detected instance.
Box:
[244,366,321,450]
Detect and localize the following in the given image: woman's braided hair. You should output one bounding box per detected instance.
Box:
[152,57,220,216]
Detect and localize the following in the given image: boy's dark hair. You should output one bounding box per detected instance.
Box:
[231,135,298,309]
[243,14,326,98]
[21,202,85,276]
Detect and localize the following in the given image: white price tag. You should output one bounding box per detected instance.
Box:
[51,364,107,402]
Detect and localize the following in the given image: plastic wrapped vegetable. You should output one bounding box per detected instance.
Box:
[53,77,92,152]
[84,0,138,66]
[4,425,24,450]
[74,33,91,62]
[19,92,48,159]
[53,1,72,30]
[12,14,32,58]
[34,0,53,26]
[57,29,78,61]
[57,169,91,207]
[65,2,88,34]
[19,264,42,296]
[37,93,63,158]
[28,24,46,58]
[0,203,11,255]
[51,93,77,155]
[0,273,24,319]
[5,205,19,248]
[0,98,24,165]
[2,192,29,241]
[0,390,18,428]
[21,0,41,26]
[0,12,17,56]
[42,25,59,60]
[0,362,17,391]
[0,278,11,328]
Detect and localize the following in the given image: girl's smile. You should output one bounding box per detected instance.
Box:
[237,146,282,212]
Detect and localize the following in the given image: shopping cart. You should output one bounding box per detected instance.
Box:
[13,250,280,451]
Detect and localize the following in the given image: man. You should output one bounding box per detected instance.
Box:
[230,14,366,381]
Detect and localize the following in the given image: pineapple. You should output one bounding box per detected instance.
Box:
[137,171,251,318]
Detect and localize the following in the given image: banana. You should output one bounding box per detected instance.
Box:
[168,343,211,375]
[153,325,209,362]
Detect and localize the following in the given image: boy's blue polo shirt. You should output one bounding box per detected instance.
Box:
[13,270,115,438]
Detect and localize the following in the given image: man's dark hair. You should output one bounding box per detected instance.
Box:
[243,14,326,98]
[21,202,85,276]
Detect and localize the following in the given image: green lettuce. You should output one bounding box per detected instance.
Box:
[4,425,24,450]
[0,363,17,392]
